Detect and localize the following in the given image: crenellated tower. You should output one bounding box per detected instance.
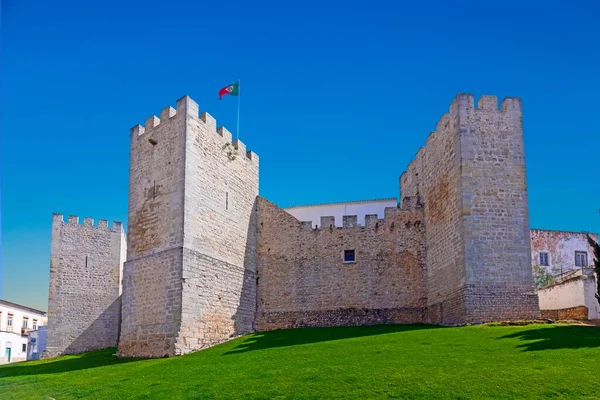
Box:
[118,96,259,357]
[400,94,540,324]
[46,214,126,357]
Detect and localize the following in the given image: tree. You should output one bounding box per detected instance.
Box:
[586,234,600,306]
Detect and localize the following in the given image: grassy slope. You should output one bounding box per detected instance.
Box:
[1,324,599,400]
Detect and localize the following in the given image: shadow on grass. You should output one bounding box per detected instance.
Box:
[224,324,442,355]
[499,325,600,351]
[0,348,142,378]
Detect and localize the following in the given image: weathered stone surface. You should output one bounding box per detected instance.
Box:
[118,96,258,358]
[45,214,125,357]
[255,197,427,330]
[540,306,589,320]
[49,93,553,359]
[400,94,540,324]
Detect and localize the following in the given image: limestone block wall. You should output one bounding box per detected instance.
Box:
[46,214,125,357]
[178,100,258,354]
[255,197,426,331]
[400,94,539,324]
[119,96,259,358]
[119,96,189,357]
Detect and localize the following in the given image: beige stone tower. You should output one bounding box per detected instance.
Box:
[400,94,540,324]
[118,96,259,357]
[46,214,126,357]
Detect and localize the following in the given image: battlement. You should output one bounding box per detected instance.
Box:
[52,213,123,232]
[447,93,522,118]
[130,95,257,161]
[298,206,422,232]
[400,93,522,203]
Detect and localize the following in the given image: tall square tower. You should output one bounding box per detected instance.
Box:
[118,96,259,357]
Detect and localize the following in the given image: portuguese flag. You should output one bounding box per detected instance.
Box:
[219,82,239,99]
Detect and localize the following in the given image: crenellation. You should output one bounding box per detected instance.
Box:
[176,95,199,119]
[160,106,176,121]
[501,97,522,115]
[477,95,498,111]
[342,215,358,228]
[232,138,246,153]
[48,92,547,360]
[301,221,313,230]
[200,111,217,131]
[130,124,145,137]
[320,216,335,228]
[449,93,474,119]
[217,126,233,143]
[145,115,160,129]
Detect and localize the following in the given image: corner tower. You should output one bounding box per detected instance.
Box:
[400,94,539,324]
[119,96,259,357]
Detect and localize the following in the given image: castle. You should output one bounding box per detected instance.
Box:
[45,93,541,358]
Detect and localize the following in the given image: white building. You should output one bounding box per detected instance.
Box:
[285,198,398,228]
[530,230,599,320]
[27,326,47,361]
[0,300,48,364]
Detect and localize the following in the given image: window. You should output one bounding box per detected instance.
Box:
[7,315,13,332]
[575,251,588,267]
[22,318,28,329]
[539,252,549,266]
[33,320,37,330]
[344,249,356,263]
[22,344,26,352]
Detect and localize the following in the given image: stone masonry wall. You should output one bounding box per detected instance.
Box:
[400,94,539,324]
[119,96,189,357]
[119,96,259,357]
[46,214,125,357]
[399,99,466,324]
[177,100,258,353]
[255,197,426,331]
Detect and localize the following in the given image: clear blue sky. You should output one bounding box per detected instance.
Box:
[2,0,599,311]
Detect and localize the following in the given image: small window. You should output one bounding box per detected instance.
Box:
[344,250,356,263]
[33,320,38,330]
[575,251,588,267]
[539,252,549,266]
[22,344,26,352]
[7,315,13,329]
[22,318,28,329]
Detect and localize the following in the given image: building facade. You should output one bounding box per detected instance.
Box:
[0,300,47,364]
[45,93,587,359]
[531,230,599,319]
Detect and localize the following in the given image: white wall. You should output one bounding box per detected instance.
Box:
[537,277,585,310]
[537,272,600,320]
[285,199,398,228]
[0,302,47,363]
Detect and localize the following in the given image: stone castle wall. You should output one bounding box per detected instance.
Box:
[119,96,258,358]
[178,99,258,353]
[400,94,539,324]
[118,97,189,357]
[47,92,550,359]
[46,214,125,357]
[255,197,426,330]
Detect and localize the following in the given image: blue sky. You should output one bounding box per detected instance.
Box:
[2,0,599,311]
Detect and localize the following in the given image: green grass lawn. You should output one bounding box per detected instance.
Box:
[1,324,599,399]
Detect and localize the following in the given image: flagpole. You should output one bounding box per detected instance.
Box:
[236,79,240,141]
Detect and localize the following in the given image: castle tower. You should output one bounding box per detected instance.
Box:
[118,96,259,357]
[400,94,540,324]
[45,214,126,357]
